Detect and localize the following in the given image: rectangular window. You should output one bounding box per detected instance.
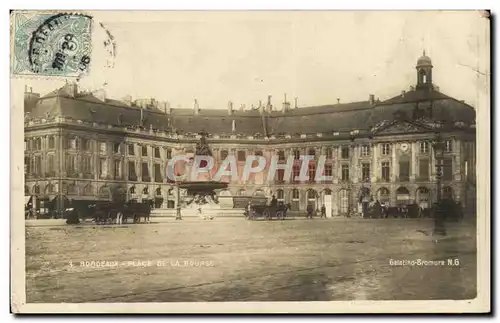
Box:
[381,162,390,181]
[48,136,55,149]
[69,138,77,149]
[220,150,228,160]
[99,142,107,154]
[308,164,316,182]
[324,163,333,177]
[399,160,410,182]
[66,155,76,174]
[82,155,91,174]
[276,169,285,183]
[142,146,148,157]
[99,158,108,178]
[24,156,30,174]
[154,163,162,183]
[361,145,370,157]
[292,165,300,183]
[141,162,150,181]
[166,148,172,159]
[442,158,453,181]
[154,147,161,158]
[113,143,121,154]
[128,144,135,155]
[445,140,453,153]
[255,150,263,157]
[341,147,350,159]
[277,150,285,161]
[128,161,137,181]
[362,163,370,182]
[419,158,429,180]
[47,155,55,174]
[341,165,349,181]
[237,150,246,162]
[382,143,391,156]
[35,138,42,150]
[114,160,121,179]
[82,138,91,151]
[326,148,333,159]
[293,150,301,160]
[34,156,41,175]
[420,141,429,154]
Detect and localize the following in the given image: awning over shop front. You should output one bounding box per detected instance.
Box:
[25,196,32,206]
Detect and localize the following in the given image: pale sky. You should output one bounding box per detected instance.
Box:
[16,11,489,110]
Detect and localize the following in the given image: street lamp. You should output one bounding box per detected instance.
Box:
[432,133,446,236]
[175,178,182,220]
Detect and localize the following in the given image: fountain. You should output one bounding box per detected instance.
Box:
[151,131,244,218]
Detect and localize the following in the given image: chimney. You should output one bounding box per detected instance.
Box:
[266,95,272,112]
[401,90,406,98]
[63,82,78,97]
[194,99,199,115]
[228,101,234,115]
[232,119,236,132]
[337,98,340,104]
[369,94,375,105]
[93,89,106,102]
[140,107,144,126]
[282,93,289,113]
[294,97,298,109]
[166,101,171,114]
[259,100,264,114]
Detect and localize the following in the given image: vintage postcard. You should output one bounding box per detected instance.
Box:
[10,10,490,314]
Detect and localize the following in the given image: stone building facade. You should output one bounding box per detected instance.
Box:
[24,53,476,216]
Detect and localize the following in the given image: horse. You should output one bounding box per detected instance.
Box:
[276,203,291,220]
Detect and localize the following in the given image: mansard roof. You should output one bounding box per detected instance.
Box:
[26,84,476,136]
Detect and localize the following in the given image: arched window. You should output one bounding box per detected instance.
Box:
[339,189,350,214]
[377,187,390,205]
[156,187,162,196]
[129,186,136,195]
[33,184,40,194]
[396,187,410,206]
[276,189,284,201]
[219,189,232,197]
[291,189,300,211]
[143,187,149,195]
[253,189,265,197]
[416,187,430,208]
[308,148,316,157]
[238,189,247,196]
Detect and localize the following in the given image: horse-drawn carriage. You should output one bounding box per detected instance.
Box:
[245,196,291,220]
[65,199,153,225]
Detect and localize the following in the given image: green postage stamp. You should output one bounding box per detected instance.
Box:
[11,11,93,77]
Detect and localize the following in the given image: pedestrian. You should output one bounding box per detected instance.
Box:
[320,205,326,218]
[307,204,313,219]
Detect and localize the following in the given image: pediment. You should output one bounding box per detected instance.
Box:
[371,120,431,136]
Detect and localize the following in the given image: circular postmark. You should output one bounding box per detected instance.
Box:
[27,13,93,76]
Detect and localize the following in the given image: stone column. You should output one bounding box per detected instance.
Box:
[391,143,398,182]
[410,141,417,181]
[454,138,462,182]
[351,145,359,184]
[371,143,378,182]
[430,144,436,182]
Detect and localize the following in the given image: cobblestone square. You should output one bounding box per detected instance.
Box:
[25,218,477,302]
